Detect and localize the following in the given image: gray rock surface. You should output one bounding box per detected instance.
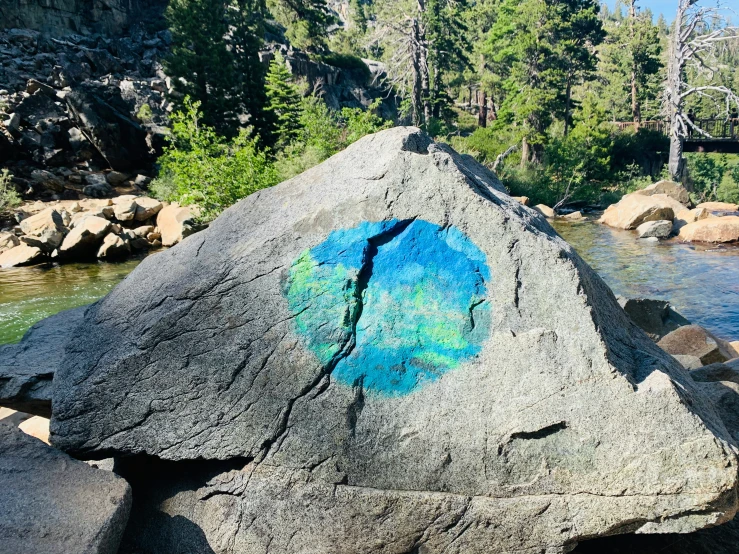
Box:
[617,297,690,341]
[48,128,739,552]
[0,307,87,417]
[0,422,131,554]
[636,219,672,239]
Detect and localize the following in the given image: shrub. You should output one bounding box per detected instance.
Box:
[0,169,21,214]
[151,98,278,221]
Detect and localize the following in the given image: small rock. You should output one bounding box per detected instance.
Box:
[696,201,739,213]
[532,204,555,218]
[657,325,739,365]
[618,297,690,341]
[18,416,50,444]
[106,171,129,186]
[0,245,43,268]
[132,225,154,238]
[30,170,64,193]
[512,196,529,206]
[133,174,151,188]
[0,232,20,253]
[83,182,113,198]
[673,354,703,370]
[690,363,739,385]
[636,220,672,239]
[146,232,161,242]
[563,210,583,220]
[113,199,137,222]
[156,204,194,246]
[134,197,162,221]
[600,193,684,230]
[97,233,131,259]
[59,216,112,258]
[18,208,66,251]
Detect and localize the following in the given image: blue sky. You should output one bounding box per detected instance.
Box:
[602,0,677,20]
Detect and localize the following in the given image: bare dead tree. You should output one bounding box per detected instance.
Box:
[665,0,738,180]
[492,144,519,172]
[370,1,430,127]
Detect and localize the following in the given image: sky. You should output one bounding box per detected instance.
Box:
[602,0,677,20]
[602,0,735,22]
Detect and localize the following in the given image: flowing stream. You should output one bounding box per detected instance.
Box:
[552,217,739,341]
[2,217,739,346]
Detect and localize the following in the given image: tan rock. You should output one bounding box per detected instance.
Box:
[18,416,50,444]
[97,233,130,259]
[156,204,194,247]
[731,341,739,353]
[19,208,66,250]
[132,225,154,238]
[697,201,739,213]
[79,198,113,210]
[146,232,161,242]
[564,210,583,220]
[134,197,163,221]
[600,193,684,230]
[658,324,739,365]
[112,195,138,205]
[0,232,20,253]
[512,196,529,206]
[673,354,703,370]
[636,219,672,239]
[532,204,555,218]
[634,180,690,205]
[678,216,739,243]
[59,216,111,258]
[0,245,43,268]
[113,199,137,222]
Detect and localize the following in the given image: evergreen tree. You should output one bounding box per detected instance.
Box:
[265,52,303,146]
[165,0,272,138]
[267,0,337,51]
[165,0,236,131]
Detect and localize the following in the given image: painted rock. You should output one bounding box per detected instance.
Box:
[45,127,737,553]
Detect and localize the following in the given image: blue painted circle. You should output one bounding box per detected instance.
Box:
[284,219,491,396]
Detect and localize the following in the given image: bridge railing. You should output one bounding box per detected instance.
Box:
[612,118,739,140]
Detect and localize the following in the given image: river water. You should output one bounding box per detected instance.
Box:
[2,218,739,345]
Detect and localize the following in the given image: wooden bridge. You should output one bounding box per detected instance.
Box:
[614,119,739,153]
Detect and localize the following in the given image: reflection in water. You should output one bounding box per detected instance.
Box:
[552,217,739,341]
[0,257,144,345]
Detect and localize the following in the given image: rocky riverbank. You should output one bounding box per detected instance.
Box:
[0,195,195,268]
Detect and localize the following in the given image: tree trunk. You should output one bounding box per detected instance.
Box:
[488,91,497,121]
[629,0,641,124]
[666,0,688,181]
[520,137,529,168]
[410,18,423,127]
[416,0,430,125]
[563,74,572,136]
[478,90,488,128]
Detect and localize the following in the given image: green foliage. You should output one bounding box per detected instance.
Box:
[685,154,739,204]
[136,103,153,123]
[151,99,278,221]
[266,0,336,51]
[265,52,303,147]
[164,0,270,137]
[0,169,21,214]
[275,97,391,181]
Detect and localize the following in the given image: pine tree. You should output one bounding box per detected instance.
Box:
[165,0,272,139]
[267,0,336,52]
[265,52,303,146]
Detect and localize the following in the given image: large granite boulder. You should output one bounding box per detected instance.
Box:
[600,193,684,230]
[0,423,131,554]
[0,307,87,417]
[679,216,739,243]
[634,180,690,205]
[41,128,739,552]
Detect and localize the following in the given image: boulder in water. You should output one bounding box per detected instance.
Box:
[679,216,739,243]
[617,297,690,341]
[658,325,738,365]
[29,127,739,552]
[600,193,683,230]
[634,180,690,205]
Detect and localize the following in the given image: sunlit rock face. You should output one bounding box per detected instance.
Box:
[44,127,738,553]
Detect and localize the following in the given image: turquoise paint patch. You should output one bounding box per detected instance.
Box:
[284,219,491,396]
